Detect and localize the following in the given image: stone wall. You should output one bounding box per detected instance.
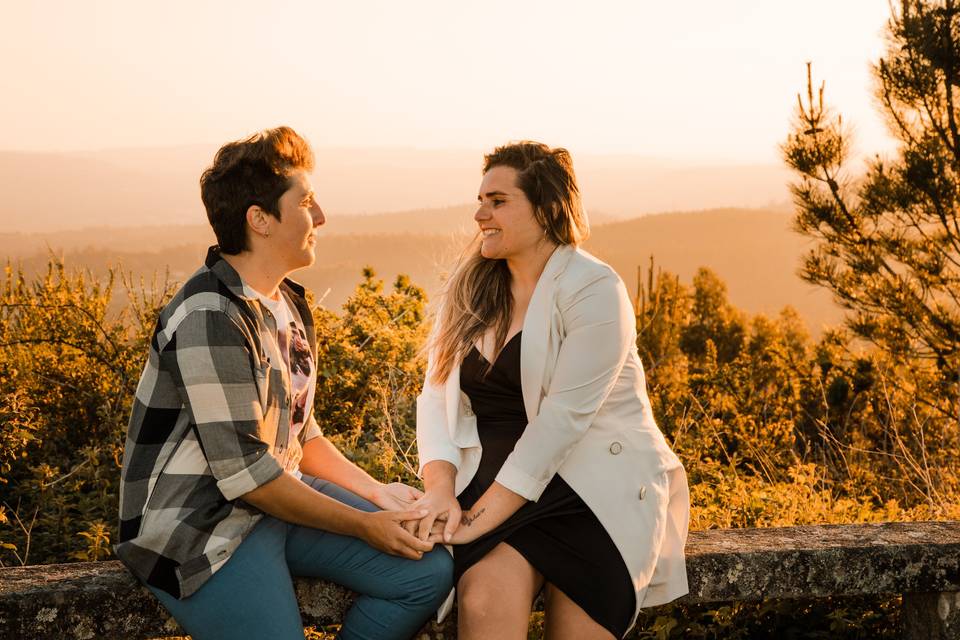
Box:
[2,521,960,639]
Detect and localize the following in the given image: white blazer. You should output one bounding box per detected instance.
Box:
[416,245,690,632]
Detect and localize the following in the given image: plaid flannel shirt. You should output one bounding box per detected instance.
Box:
[116,246,323,598]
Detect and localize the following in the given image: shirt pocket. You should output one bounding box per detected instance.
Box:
[254,357,271,415]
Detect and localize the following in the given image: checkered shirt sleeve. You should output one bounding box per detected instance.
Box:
[166,309,283,500]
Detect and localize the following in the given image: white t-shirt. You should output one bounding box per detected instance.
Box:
[255,289,317,477]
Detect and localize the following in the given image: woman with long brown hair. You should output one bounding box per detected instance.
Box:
[412,141,689,639]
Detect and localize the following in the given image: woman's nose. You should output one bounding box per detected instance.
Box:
[474,205,490,221]
[313,205,325,226]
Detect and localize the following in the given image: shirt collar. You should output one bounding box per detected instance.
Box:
[204,245,307,302]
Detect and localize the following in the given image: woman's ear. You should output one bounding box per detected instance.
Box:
[246,205,272,238]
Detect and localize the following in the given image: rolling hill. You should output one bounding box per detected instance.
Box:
[0,146,793,232]
[0,207,843,333]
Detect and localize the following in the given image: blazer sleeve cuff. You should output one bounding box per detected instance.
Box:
[416,444,461,477]
[494,459,550,501]
[216,452,284,501]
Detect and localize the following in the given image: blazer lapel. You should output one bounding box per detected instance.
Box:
[520,245,575,422]
[445,358,463,437]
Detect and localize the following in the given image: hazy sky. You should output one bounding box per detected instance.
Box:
[3,0,896,163]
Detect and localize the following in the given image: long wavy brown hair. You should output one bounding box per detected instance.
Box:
[428,141,589,385]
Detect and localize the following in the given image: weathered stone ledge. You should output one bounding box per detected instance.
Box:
[683,520,960,603]
[2,521,959,639]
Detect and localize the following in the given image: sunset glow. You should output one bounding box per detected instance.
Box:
[3,0,894,162]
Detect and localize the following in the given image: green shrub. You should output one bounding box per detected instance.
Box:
[1,257,957,638]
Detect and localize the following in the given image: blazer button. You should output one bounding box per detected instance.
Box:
[638,486,647,500]
[609,441,623,455]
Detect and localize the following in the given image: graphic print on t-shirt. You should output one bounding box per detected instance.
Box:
[286,320,313,428]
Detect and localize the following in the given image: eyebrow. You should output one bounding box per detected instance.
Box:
[478,190,510,201]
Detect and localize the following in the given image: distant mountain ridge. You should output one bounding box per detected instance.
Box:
[583,208,839,332]
[0,206,842,334]
[0,204,625,259]
[0,146,793,232]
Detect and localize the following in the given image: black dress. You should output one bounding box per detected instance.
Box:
[453,332,635,639]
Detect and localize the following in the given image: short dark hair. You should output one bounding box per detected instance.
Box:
[200,126,315,254]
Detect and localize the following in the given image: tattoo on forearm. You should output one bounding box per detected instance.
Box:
[461,508,485,527]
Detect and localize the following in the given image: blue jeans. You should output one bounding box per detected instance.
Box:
[148,475,453,640]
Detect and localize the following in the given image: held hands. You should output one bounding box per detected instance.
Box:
[402,488,462,543]
[363,482,438,559]
[369,482,424,512]
[426,508,484,545]
[423,482,525,545]
[360,508,435,560]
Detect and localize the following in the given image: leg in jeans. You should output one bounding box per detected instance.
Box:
[287,475,454,640]
[147,516,305,640]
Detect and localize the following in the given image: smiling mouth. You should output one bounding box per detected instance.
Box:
[481,229,501,237]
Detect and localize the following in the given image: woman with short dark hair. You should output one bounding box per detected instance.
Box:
[117,127,453,640]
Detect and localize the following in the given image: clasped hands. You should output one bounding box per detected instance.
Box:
[369,482,477,550]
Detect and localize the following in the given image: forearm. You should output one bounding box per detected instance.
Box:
[421,460,457,495]
[298,436,382,502]
[457,481,527,540]
[244,470,434,560]
[496,276,632,500]
[241,471,368,537]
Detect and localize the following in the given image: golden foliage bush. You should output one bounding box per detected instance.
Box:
[0,257,956,638]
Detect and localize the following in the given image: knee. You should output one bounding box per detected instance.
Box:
[426,548,455,602]
[408,548,454,609]
[457,580,498,623]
